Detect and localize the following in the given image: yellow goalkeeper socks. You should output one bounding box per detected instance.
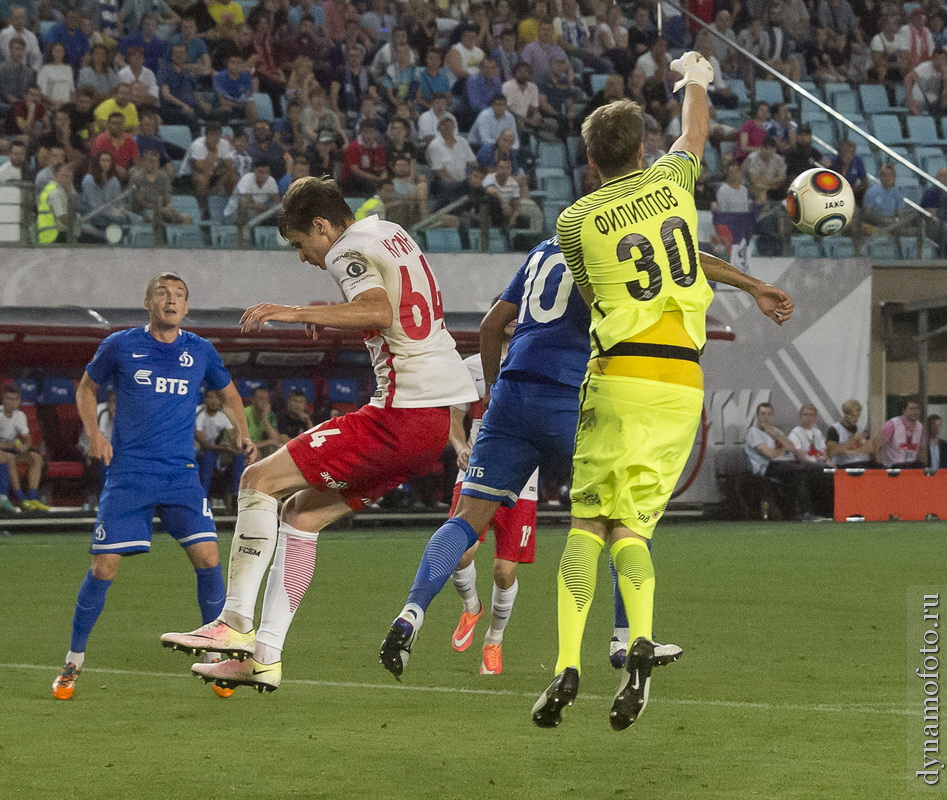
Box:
[610,536,655,643]
[554,528,604,674]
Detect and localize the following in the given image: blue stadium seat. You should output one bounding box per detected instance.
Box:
[821,82,850,101]
[754,79,784,106]
[237,378,268,398]
[864,239,898,261]
[822,238,855,259]
[161,125,193,152]
[730,78,749,106]
[38,376,76,405]
[211,224,239,248]
[922,154,947,175]
[566,135,583,167]
[166,224,204,248]
[829,89,859,116]
[589,73,609,94]
[536,141,567,170]
[171,194,202,220]
[253,92,275,121]
[543,201,568,235]
[907,115,943,146]
[15,377,40,404]
[208,195,229,225]
[790,237,824,259]
[539,173,573,202]
[870,114,908,146]
[253,226,285,249]
[424,227,462,252]
[282,378,315,402]
[344,197,362,214]
[467,228,508,253]
[124,224,154,247]
[807,120,834,145]
[328,377,360,404]
[898,237,936,259]
[859,83,907,115]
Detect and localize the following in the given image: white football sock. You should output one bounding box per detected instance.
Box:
[450,562,481,613]
[66,650,85,668]
[483,579,518,646]
[613,626,630,643]
[222,488,279,633]
[398,602,425,631]
[255,522,320,664]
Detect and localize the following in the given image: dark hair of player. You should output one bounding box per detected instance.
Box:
[581,99,644,179]
[145,272,189,302]
[279,176,354,237]
[904,394,923,409]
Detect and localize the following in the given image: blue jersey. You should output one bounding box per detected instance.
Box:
[86,327,232,475]
[498,237,591,389]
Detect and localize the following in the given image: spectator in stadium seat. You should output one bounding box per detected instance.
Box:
[301,84,346,147]
[0,7,42,70]
[817,0,857,38]
[284,55,318,107]
[905,47,947,116]
[353,94,389,139]
[340,118,387,197]
[468,92,518,149]
[520,20,567,86]
[274,100,307,157]
[871,13,904,84]
[82,149,136,232]
[785,123,829,181]
[119,14,168,75]
[0,385,47,512]
[43,9,90,70]
[230,126,253,177]
[712,161,752,213]
[427,113,478,208]
[765,103,796,155]
[446,25,486,86]
[862,163,910,230]
[413,47,452,111]
[210,23,254,72]
[921,166,947,252]
[580,72,626,125]
[248,118,289,179]
[830,139,869,204]
[708,9,739,76]
[276,389,317,439]
[492,29,521,84]
[898,6,936,74]
[36,107,84,171]
[159,44,210,136]
[626,5,657,62]
[91,111,139,183]
[483,154,542,236]
[34,144,64,191]
[802,26,852,84]
[382,42,417,111]
[736,18,770,90]
[387,155,428,227]
[927,414,946,471]
[135,108,182,170]
[763,2,803,84]
[330,43,373,130]
[0,140,31,183]
[692,34,736,110]
[251,14,287,118]
[826,399,879,468]
[118,45,159,109]
[244,386,284,457]
[93,82,139,134]
[930,12,947,50]
[78,44,120,106]
[539,57,578,139]
[744,136,787,202]
[172,17,213,83]
[278,153,310,194]
[121,0,178,34]
[555,0,600,73]
[224,159,279,222]
[196,388,245,506]
[418,92,453,144]
[369,26,414,83]
[0,36,37,109]
[465,55,503,117]
[782,0,812,45]
[6,84,47,145]
[476,127,527,174]
[212,55,258,124]
[590,3,626,71]
[129,146,193,234]
[517,0,549,48]
[880,394,926,468]
[384,118,420,169]
[179,119,236,207]
[306,129,342,180]
[734,101,770,163]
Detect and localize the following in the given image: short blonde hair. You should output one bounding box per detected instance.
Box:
[840,399,862,416]
[581,99,644,179]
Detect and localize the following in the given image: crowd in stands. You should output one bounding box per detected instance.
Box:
[1,0,947,252]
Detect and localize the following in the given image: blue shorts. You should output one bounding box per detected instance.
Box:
[461,376,578,508]
[91,468,217,555]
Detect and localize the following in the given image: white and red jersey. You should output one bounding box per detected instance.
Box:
[880,414,925,467]
[454,353,538,501]
[325,216,478,409]
[788,425,828,463]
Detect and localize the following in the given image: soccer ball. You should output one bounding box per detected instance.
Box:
[786,168,855,237]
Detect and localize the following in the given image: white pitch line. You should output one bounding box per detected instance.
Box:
[3,662,910,717]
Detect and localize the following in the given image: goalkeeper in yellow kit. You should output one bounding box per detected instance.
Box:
[532,51,723,730]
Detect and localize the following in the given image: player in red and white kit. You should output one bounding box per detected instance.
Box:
[160,177,478,691]
[448,350,539,675]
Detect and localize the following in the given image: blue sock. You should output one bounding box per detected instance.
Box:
[0,463,8,497]
[194,565,225,624]
[13,489,23,502]
[26,488,38,501]
[406,517,479,611]
[69,570,113,653]
[610,557,629,630]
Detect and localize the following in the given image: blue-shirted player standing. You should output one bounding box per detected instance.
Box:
[380,242,795,680]
[52,273,256,700]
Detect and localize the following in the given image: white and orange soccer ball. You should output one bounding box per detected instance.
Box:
[786,167,855,237]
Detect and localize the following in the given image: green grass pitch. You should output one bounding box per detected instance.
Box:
[1,521,942,799]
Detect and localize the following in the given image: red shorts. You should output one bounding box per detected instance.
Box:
[449,482,537,563]
[287,405,451,511]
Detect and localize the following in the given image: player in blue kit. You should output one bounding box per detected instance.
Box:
[52,273,256,700]
[380,240,795,680]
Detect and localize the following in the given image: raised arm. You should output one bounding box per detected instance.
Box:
[669,52,712,157]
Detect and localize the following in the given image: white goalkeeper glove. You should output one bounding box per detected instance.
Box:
[669,51,714,93]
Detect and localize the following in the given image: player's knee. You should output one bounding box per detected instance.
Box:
[239,461,268,491]
[493,561,517,588]
[90,555,121,580]
[28,450,42,467]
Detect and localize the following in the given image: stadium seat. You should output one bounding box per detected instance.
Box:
[922,154,947,176]
[589,73,609,94]
[15,377,40,404]
[344,197,362,214]
[208,195,229,225]
[467,227,509,253]
[211,224,238,248]
[907,115,943,146]
[821,82,850,102]
[281,378,316,402]
[901,184,923,204]
[161,125,193,152]
[829,89,859,116]
[870,114,908,146]
[859,83,907,115]
[790,237,823,258]
[253,92,275,121]
[328,377,361,405]
[754,79,784,106]
[807,120,834,145]
[423,227,462,252]
[864,238,899,261]
[822,238,855,259]
[891,160,921,187]
[38,376,75,405]
[730,78,749,106]
[898,237,937,259]
[166,224,205,248]
[237,378,268,398]
[171,194,202,220]
[539,173,573,202]
[566,135,583,167]
[253,226,286,249]
[536,141,567,170]
[543,201,569,235]
[124,224,154,247]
